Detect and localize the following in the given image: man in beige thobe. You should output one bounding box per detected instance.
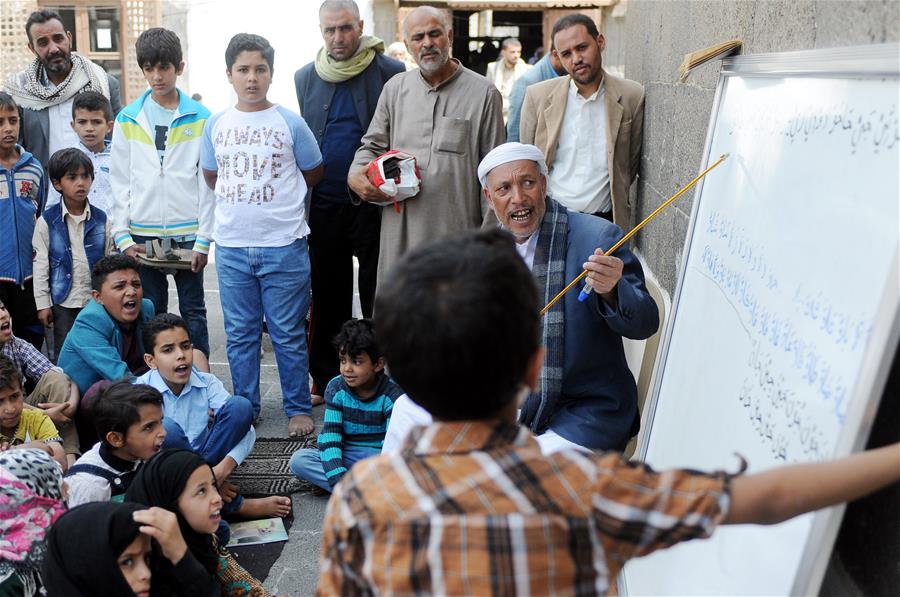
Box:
[348,6,505,282]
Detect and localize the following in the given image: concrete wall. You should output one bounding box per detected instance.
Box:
[601,3,899,594]
[601,0,898,294]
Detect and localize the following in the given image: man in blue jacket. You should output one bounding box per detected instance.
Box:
[477,142,659,452]
[294,0,404,403]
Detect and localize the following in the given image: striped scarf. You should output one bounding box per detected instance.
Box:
[519,198,567,434]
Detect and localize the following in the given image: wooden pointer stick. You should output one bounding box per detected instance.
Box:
[539,153,730,316]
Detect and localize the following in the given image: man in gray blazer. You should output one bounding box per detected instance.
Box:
[520,14,643,229]
[5,8,121,167]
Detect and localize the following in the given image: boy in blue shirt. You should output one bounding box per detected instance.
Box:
[290,318,402,492]
[110,27,213,356]
[70,91,114,213]
[0,91,47,350]
[137,313,290,518]
[201,33,323,438]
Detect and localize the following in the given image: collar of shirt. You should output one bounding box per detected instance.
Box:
[78,140,111,157]
[99,441,141,472]
[144,367,208,399]
[513,230,539,271]
[568,77,604,104]
[60,197,91,222]
[403,419,537,456]
[417,58,464,91]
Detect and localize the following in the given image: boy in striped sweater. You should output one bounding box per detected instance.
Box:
[290,319,402,492]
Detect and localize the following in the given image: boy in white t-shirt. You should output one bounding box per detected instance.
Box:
[201,33,323,437]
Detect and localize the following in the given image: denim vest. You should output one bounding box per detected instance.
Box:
[44,202,107,305]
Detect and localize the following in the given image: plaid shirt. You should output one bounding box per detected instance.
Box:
[318,420,733,596]
[1,335,53,383]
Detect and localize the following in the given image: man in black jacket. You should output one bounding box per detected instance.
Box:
[294,0,404,402]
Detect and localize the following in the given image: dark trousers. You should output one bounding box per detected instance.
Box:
[132,236,210,356]
[0,280,42,350]
[307,196,380,392]
[50,305,82,362]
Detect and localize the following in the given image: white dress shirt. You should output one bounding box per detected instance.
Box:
[548,79,611,214]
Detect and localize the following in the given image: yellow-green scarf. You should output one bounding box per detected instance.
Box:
[315,36,385,83]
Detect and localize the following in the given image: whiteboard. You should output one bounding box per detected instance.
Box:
[623,44,900,596]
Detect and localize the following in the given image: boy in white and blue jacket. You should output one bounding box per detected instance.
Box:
[110,28,213,356]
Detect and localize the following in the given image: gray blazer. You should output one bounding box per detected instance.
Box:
[18,73,121,166]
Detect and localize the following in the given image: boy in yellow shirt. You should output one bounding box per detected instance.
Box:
[0,355,65,470]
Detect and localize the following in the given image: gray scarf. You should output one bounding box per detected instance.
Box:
[519,198,567,434]
[5,53,110,111]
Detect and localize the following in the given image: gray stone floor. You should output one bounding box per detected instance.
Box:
[172,259,330,597]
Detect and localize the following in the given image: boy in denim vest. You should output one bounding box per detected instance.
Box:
[32,148,113,353]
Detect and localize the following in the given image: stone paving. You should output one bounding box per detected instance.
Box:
[178,259,330,597]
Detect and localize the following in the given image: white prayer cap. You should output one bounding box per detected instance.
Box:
[477,142,549,188]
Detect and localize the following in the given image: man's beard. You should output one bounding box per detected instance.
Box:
[417,48,449,76]
[42,51,72,75]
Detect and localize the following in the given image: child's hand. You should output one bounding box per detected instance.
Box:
[219,480,239,503]
[207,407,214,430]
[13,441,54,457]
[0,438,10,451]
[133,507,188,565]
[124,245,146,258]
[37,402,72,427]
[37,308,53,327]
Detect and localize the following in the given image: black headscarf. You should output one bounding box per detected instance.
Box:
[42,501,149,597]
[124,449,218,573]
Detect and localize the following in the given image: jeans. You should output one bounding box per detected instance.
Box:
[161,396,254,514]
[289,445,380,493]
[133,236,209,356]
[216,238,312,418]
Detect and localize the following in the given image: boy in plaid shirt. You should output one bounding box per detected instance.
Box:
[317,229,900,596]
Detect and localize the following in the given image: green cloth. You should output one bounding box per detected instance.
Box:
[314,36,385,83]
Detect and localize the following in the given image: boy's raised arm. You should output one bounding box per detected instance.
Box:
[725,443,900,525]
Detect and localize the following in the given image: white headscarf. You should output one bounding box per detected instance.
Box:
[477,142,549,188]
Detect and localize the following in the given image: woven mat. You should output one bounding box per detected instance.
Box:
[229,437,317,496]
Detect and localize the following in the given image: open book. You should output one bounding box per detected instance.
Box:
[679,40,743,81]
[227,517,289,547]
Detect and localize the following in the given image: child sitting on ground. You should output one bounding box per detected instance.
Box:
[65,380,166,507]
[42,502,155,597]
[290,319,403,492]
[126,449,276,596]
[0,356,66,471]
[137,313,290,518]
[32,148,113,357]
[0,300,80,464]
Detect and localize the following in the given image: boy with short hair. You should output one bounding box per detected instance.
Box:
[317,229,900,595]
[71,91,114,213]
[0,355,66,471]
[0,91,47,350]
[201,33,324,437]
[33,148,113,356]
[137,313,291,518]
[57,253,156,396]
[110,27,213,357]
[65,379,166,507]
[290,318,402,492]
[0,299,80,463]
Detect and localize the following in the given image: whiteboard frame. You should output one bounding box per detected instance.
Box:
[633,43,900,596]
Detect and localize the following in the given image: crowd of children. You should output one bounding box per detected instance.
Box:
[1,5,898,596]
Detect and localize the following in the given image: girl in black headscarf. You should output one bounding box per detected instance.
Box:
[42,502,152,597]
[125,449,273,597]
